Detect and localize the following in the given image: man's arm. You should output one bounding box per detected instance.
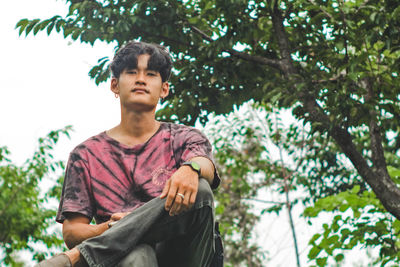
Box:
[62,212,129,249]
[189,156,216,186]
[62,213,110,249]
[160,156,215,216]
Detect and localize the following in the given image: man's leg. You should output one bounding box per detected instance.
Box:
[117,244,158,267]
[78,179,215,267]
[146,179,215,267]
[153,205,214,267]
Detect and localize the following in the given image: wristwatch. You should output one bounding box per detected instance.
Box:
[182,161,201,177]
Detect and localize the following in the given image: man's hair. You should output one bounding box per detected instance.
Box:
[110,41,173,82]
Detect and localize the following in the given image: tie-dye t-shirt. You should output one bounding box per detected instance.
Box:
[56,122,220,224]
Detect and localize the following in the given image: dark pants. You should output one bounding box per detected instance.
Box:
[77,179,215,267]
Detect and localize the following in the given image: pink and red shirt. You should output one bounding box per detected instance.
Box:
[56,122,220,224]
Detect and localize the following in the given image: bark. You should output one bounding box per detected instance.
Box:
[269,6,400,220]
[225,49,282,70]
[186,2,400,219]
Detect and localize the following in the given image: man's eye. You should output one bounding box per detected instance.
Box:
[147,72,156,76]
[127,70,137,74]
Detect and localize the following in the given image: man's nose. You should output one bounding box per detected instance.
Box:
[136,72,146,84]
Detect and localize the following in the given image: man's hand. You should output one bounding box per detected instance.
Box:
[160,165,199,216]
[110,212,130,221]
[108,212,130,227]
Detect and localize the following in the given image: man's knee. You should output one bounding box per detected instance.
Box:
[195,178,214,206]
[118,244,158,267]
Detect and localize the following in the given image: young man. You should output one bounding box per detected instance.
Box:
[36,41,220,267]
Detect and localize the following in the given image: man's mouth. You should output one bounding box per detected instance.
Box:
[131,88,149,93]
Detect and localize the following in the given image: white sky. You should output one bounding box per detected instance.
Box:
[1,0,118,165]
[0,1,376,266]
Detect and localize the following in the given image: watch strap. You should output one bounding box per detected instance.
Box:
[182,161,201,176]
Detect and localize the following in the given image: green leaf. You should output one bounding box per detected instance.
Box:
[309,233,322,244]
[316,257,327,266]
[309,246,322,259]
[25,19,40,36]
[16,19,29,36]
[47,21,56,35]
[72,29,81,40]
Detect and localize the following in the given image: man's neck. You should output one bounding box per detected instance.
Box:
[107,110,161,147]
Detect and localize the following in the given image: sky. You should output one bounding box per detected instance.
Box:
[1,1,375,266]
[1,0,118,166]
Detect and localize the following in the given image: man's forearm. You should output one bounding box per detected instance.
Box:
[63,219,111,249]
[189,156,215,185]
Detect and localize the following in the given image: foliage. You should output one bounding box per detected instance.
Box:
[16,0,400,264]
[211,134,266,267]
[0,127,71,265]
[202,101,312,266]
[303,166,400,266]
[205,101,400,265]
[16,0,400,218]
[203,103,269,266]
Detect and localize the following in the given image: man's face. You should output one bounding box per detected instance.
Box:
[112,54,169,112]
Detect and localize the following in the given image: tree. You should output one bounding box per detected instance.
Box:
[16,0,400,265]
[16,0,400,221]
[204,108,268,266]
[0,127,71,265]
[201,101,313,266]
[205,101,400,266]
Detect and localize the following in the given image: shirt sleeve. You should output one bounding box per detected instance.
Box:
[56,147,94,223]
[173,125,221,189]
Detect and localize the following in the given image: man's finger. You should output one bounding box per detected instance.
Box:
[111,212,128,221]
[110,214,119,221]
[173,192,186,215]
[181,192,191,211]
[160,179,171,199]
[165,182,178,211]
[175,193,190,215]
[169,201,178,216]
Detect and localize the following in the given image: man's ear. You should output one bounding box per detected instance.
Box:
[110,77,119,94]
[160,82,170,99]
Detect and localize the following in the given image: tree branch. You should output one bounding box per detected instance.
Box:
[269,4,400,220]
[307,0,335,21]
[188,19,284,71]
[190,25,213,42]
[362,78,388,171]
[224,49,282,70]
[311,75,343,84]
[244,198,286,205]
[169,5,400,222]
[267,2,378,184]
[271,4,297,76]
[166,0,286,73]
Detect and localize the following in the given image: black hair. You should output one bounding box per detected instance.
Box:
[110,41,173,82]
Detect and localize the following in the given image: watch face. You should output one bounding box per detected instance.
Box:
[183,161,201,174]
[191,161,201,172]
